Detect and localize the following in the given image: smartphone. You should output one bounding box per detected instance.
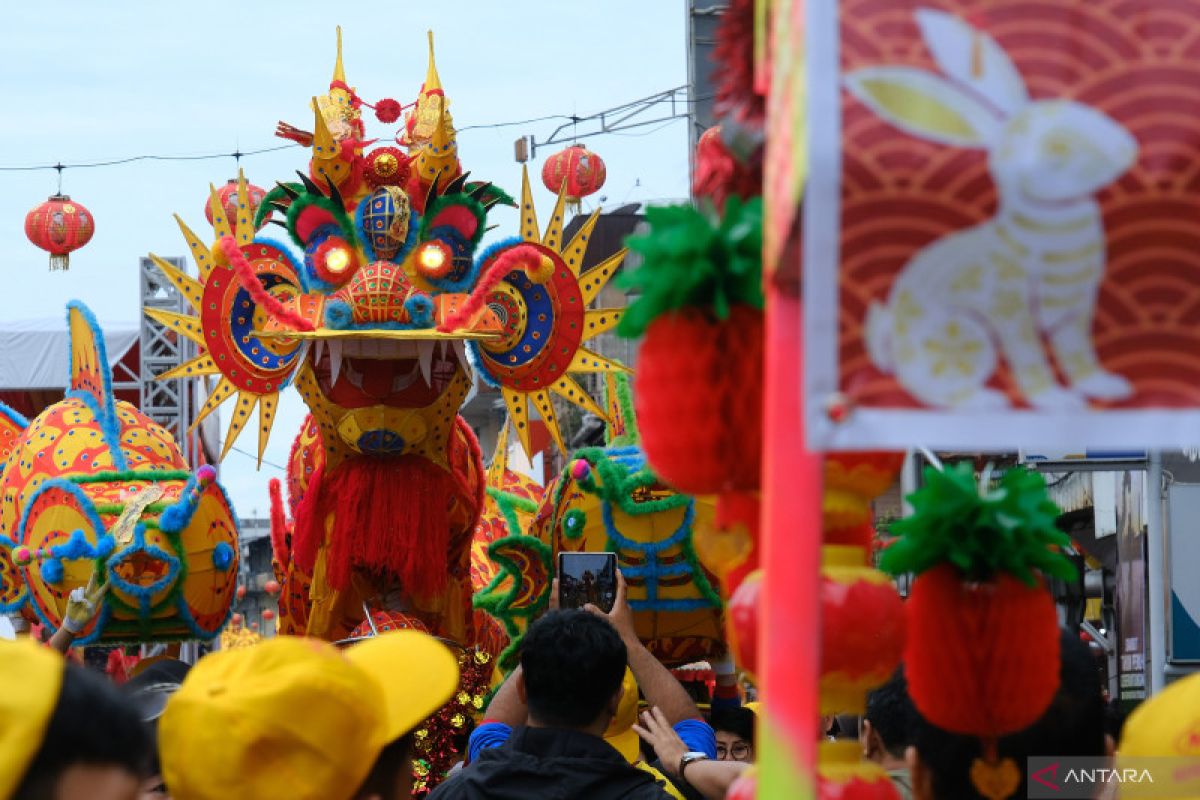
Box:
[558,552,618,613]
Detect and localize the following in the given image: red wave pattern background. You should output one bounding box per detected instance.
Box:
[838,0,1200,409]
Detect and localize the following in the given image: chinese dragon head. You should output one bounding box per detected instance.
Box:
[144,30,628,643]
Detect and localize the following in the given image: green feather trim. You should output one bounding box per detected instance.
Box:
[879,463,1077,586]
[604,373,640,447]
[284,191,356,251]
[255,183,302,229]
[418,194,488,251]
[617,196,764,338]
[69,470,193,485]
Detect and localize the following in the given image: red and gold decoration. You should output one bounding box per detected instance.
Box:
[25,194,95,271]
[204,177,267,231]
[0,303,240,644]
[143,29,627,649]
[410,647,493,797]
[879,463,1075,800]
[816,452,905,800]
[540,144,606,214]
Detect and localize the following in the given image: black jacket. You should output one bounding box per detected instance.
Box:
[429,726,675,800]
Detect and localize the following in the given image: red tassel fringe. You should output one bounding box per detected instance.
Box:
[291,456,456,599]
[268,477,291,566]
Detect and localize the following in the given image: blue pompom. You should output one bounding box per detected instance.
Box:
[41,559,64,585]
[404,294,434,328]
[212,542,234,571]
[324,299,354,330]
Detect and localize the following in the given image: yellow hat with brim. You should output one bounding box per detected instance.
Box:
[344,629,460,743]
[160,632,459,800]
[605,668,641,763]
[0,640,65,799]
[1121,671,1200,756]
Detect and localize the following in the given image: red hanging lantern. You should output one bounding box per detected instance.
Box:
[25,194,95,271]
[235,585,247,601]
[262,609,276,622]
[204,178,268,230]
[263,579,281,595]
[540,144,606,212]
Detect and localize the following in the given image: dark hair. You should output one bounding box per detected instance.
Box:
[14,662,149,800]
[710,707,755,745]
[865,667,915,758]
[520,610,627,729]
[914,630,1106,800]
[355,733,414,800]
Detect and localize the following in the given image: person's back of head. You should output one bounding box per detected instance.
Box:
[911,630,1105,799]
[863,666,915,762]
[520,609,628,732]
[15,660,149,800]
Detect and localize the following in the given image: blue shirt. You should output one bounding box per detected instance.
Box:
[469,718,717,763]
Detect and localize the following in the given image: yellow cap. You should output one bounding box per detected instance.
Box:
[160,632,459,800]
[604,668,641,762]
[0,640,65,798]
[1121,672,1200,756]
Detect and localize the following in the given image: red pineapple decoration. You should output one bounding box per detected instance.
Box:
[618,198,764,495]
[879,463,1076,800]
[25,194,95,271]
[541,144,606,213]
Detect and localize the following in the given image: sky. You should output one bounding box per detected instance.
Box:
[0,1,691,516]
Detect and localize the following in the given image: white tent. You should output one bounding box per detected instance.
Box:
[0,316,138,390]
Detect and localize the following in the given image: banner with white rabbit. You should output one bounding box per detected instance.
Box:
[804,0,1200,449]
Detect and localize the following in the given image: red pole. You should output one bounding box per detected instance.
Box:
[759,285,821,797]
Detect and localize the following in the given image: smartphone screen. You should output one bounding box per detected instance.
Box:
[558,552,618,613]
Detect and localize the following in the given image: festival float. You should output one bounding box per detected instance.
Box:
[0,304,240,643]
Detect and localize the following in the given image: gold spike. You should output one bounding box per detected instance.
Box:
[148,253,203,310]
[561,208,601,276]
[219,392,259,463]
[541,178,570,251]
[583,308,624,339]
[519,166,540,243]
[581,248,626,305]
[424,30,443,95]
[257,393,279,466]
[550,375,608,421]
[208,184,233,241]
[175,214,214,280]
[529,390,566,455]
[416,106,458,182]
[156,353,219,382]
[332,26,347,84]
[487,420,512,487]
[568,347,632,374]
[190,378,236,434]
[501,387,533,458]
[312,97,337,162]
[144,309,207,347]
[234,170,255,245]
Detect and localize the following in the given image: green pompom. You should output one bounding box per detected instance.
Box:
[879,463,1077,586]
[562,508,587,540]
[617,196,764,338]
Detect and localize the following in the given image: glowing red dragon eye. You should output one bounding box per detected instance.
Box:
[311,237,360,286]
[414,241,454,280]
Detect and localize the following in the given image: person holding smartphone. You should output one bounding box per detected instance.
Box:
[431,570,717,799]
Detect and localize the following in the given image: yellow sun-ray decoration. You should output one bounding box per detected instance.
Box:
[484,168,631,458]
[145,175,300,465]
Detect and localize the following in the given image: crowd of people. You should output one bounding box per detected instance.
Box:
[1,568,1195,800]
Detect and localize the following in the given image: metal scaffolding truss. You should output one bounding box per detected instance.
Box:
[139,256,197,466]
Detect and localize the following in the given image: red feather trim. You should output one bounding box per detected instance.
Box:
[712,0,766,127]
[437,245,545,332]
[268,477,291,566]
[219,236,315,331]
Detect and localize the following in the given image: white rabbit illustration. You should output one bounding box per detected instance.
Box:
[846,8,1138,410]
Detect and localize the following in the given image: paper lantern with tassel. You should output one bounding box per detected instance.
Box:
[25,195,95,271]
[204,178,267,231]
[541,144,606,214]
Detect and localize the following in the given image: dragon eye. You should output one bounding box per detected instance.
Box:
[414,241,454,279]
[308,234,361,287]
